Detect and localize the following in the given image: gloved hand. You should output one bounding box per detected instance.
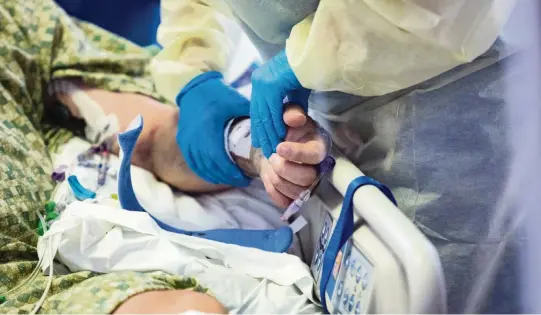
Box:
[176,71,251,187]
[250,50,311,158]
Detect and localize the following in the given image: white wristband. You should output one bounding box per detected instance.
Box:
[224,118,251,161]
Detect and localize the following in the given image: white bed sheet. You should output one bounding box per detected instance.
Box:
[45,137,319,313]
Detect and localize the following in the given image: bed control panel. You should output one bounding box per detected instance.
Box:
[330,241,374,314]
[307,154,446,313]
[310,212,375,314]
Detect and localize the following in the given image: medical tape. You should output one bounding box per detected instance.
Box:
[49,80,119,144]
[289,215,308,233]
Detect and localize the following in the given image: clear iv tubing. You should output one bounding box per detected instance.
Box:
[30,211,54,315]
[281,126,335,221]
[0,212,54,313]
[281,173,323,221]
[0,217,46,297]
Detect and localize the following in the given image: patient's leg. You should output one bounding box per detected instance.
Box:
[113,290,227,314]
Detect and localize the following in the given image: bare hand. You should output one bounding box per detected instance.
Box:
[259,106,327,208]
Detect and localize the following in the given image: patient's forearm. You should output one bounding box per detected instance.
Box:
[150,114,262,192]
[55,82,260,193]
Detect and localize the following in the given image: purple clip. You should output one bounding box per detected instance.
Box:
[316,156,336,174]
[51,165,68,182]
[90,146,102,154]
[101,142,109,152]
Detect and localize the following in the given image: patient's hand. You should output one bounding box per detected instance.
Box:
[257,106,327,208]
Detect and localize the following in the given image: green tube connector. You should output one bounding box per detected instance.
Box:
[37,210,59,236]
[45,211,58,222]
[44,201,56,213]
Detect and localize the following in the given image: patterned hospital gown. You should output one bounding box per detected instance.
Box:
[0,0,206,313]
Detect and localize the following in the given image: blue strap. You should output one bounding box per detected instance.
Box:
[117,116,293,253]
[319,176,397,312]
[117,126,145,212]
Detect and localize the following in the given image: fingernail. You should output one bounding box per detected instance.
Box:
[277,145,290,157]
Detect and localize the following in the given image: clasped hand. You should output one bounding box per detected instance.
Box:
[257,105,328,208]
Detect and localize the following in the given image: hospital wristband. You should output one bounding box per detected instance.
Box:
[224,117,251,161]
[225,118,259,178]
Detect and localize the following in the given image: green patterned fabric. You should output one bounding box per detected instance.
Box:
[0,0,205,313]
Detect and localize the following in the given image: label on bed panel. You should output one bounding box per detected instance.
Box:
[311,211,333,285]
[329,243,375,314]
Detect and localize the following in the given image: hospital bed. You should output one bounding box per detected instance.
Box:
[301,149,447,313]
[35,22,448,313]
[222,29,448,313]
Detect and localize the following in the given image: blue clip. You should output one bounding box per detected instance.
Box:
[68,175,96,200]
[230,62,259,89]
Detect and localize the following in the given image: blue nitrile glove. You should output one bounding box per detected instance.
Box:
[250,50,311,158]
[176,71,251,187]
